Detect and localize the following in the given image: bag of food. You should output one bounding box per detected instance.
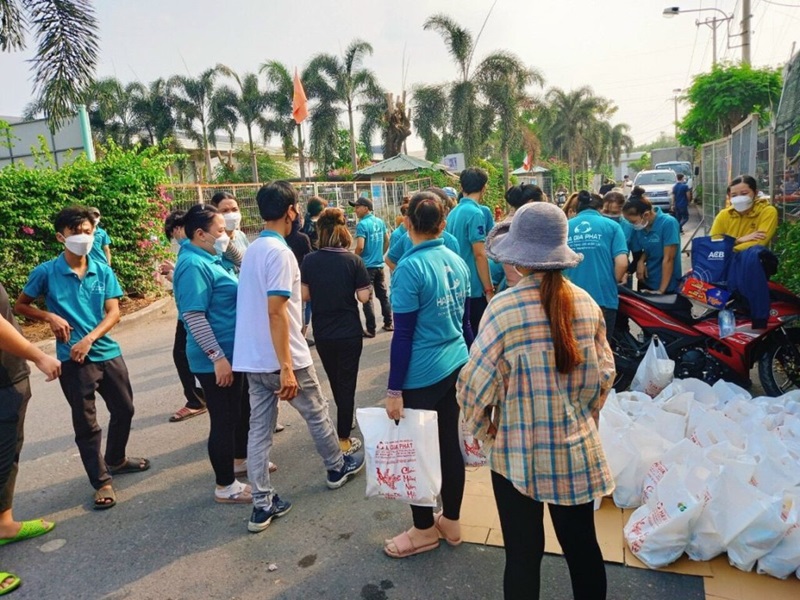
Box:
[631,336,674,398]
[357,407,442,506]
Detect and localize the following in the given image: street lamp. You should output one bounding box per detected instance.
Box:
[662,5,748,66]
[672,88,682,140]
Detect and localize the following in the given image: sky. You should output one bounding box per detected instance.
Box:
[1,0,798,156]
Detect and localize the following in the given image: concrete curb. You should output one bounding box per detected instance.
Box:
[34,296,174,352]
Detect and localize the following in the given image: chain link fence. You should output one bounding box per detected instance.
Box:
[162,177,432,237]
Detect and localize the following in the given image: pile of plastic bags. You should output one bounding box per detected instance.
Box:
[600,378,800,578]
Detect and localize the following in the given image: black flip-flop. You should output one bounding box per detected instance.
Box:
[108,457,151,475]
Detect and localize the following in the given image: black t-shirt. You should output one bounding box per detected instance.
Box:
[599,183,614,195]
[0,283,31,387]
[286,230,312,266]
[301,249,370,340]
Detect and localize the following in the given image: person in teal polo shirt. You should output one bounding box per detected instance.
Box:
[445,167,495,335]
[87,207,112,265]
[350,197,392,337]
[383,191,470,559]
[15,206,149,511]
[565,191,629,342]
[623,195,682,294]
[172,204,252,505]
[385,188,461,271]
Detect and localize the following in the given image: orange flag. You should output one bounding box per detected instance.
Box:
[292,68,308,124]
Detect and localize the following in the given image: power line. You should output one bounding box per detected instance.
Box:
[761,0,800,7]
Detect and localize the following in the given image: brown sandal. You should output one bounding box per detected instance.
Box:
[169,406,207,422]
[434,512,462,546]
[93,487,116,510]
[384,530,439,558]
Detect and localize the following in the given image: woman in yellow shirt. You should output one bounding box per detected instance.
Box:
[709,175,778,251]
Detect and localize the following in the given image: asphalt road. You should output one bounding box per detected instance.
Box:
[2,297,709,600]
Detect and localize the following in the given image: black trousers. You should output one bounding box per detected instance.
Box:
[469,295,489,339]
[59,356,135,490]
[491,471,607,600]
[0,379,31,512]
[362,267,392,333]
[402,367,464,530]
[173,320,205,409]
[315,336,363,439]
[601,307,617,346]
[196,372,250,486]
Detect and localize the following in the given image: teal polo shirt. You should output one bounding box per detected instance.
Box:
[445,197,488,299]
[388,223,406,258]
[23,254,123,362]
[173,242,239,374]
[390,238,470,389]
[387,230,460,266]
[565,209,628,309]
[630,207,682,293]
[356,213,387,268]
[89,226,111,265]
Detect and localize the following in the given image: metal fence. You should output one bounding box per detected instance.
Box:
[163,177,432,237]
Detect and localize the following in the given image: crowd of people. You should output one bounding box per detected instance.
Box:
[0,162,781,598]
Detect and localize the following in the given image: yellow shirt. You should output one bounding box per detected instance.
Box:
[709,199,778,251]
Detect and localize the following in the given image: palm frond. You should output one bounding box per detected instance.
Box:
[423,13,473,79]
[28,0,99,128]
[0,0,26,50]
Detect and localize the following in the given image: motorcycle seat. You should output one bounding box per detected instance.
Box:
[618,286,695,314]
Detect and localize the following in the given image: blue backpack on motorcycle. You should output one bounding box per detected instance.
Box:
[691,235,736,286]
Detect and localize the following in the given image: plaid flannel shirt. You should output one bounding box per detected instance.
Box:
[457,273,615,505]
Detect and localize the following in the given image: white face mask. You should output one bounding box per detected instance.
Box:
[64,233,94,256]
[213,232,230,255]
[731,194,754,213]
[632,220,647,231]
[222,212,241,231]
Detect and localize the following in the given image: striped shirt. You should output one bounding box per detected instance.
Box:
[457,273,615,505]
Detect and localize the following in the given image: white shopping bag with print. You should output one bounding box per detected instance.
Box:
[631,336,674,398]
[458,411,487,467]
[623,465,703,568]
[357,407,442,507]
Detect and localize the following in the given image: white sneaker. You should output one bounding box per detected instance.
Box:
[215,480,252,504]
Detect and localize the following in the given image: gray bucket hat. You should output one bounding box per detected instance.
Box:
[486,202,582,270]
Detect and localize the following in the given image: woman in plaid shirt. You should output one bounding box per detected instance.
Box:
[459,201,615,600]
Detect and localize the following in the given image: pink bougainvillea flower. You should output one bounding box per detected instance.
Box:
[21,226,34,235]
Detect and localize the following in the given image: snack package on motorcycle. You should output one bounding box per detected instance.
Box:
[680,277,731,309]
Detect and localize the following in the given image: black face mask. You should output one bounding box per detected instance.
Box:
[290,214,302,235]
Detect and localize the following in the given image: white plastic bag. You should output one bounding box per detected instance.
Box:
[728,493,797,572]
[458,412,487,467]
[624,466,703,568]
[631,336,674,398]
[758,515,800,579]
[357,407,442,506]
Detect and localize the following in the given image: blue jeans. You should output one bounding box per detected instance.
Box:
[246,365,344,510]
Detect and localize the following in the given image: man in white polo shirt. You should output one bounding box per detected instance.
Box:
[233,181,364,534]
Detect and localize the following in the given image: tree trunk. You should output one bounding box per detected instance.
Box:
[502,143,510,191]
[247,126,259,183]
[347,102,358,172]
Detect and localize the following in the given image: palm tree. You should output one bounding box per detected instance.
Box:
[1,0,99,128]
[304,39,384,171]
[129,78,176,147]
[214,66,270,182]
[81,77,141,147]
[412,85,449,162]
[477,52,545,188]
[541,86,607,187]
[260,60,303,172]
[168,68,219,180]
[421,14,539,169]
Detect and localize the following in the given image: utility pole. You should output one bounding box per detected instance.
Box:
[742,0,751,65]
[673,89,682,140]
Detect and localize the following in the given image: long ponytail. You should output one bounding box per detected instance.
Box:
[540,271,582,374]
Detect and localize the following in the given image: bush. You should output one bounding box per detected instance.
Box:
[775,221,800,295]
[0,142,178,300]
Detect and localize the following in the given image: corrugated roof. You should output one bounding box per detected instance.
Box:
[511,165,549,175]
[355,153,443,176]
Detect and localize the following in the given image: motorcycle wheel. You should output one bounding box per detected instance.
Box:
[610,321,640,392]
[758,328,800,397]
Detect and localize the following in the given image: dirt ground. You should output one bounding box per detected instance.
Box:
[20,296,157,342]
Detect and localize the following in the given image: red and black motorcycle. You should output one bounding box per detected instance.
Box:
[611,281,800,396]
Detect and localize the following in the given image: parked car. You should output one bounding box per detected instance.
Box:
[654,160,694,191]
[632,169,677,209]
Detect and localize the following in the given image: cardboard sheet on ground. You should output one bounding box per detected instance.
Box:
[460,466,800,600]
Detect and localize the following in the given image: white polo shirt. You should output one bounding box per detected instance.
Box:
[233,230,313,373]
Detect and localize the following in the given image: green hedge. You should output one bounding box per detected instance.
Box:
[775,221,800,295]
[0,143,177,300]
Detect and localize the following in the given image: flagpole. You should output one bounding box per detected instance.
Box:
[297,123,306,182]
